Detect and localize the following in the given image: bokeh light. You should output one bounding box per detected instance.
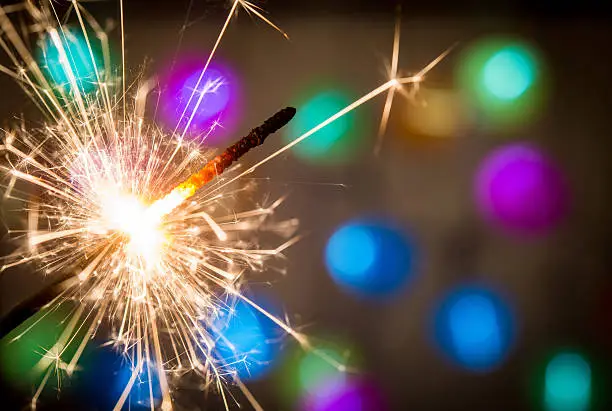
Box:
[0,305,163,407]
[325,218,415,299]
[401,88,473,140]
[37,28,103,95]
[0,302,75,388]
[482,47,535,100]
[67,345,125,409]
[545,352,591,411]
[115,360,162,409]
[160,59,240,145]
[210,298,280,381]
[457,38,545,127]
[68,344,162,409]
[277,340,360,408]
[284,88,366,164]
[301,377,388,411]
[475,143,570,237]
[433,284,515,372]
[298,348,347,398]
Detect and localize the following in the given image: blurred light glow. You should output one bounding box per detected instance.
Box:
[449,295,501,363]
[402,88,472,139]
[483,47,535,100]
[298,348,347,398]
[115,360,162,409]
[545,353,591,411]
[434,285,515,372]
[38,28,103,94]
[325,219,415,299]
[160,59,239,145]
[457,38,544,127]
[211,299,279,381]
[475,143,569,236]
[284,89,364,163]
[302,378,387,411]
[277,340,362,408]
[325,225,376,277]
[0,303,75,388]
[180,68,231,120]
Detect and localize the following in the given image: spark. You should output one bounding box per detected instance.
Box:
[374,7,402,156]
[0,1,450,410]
[374,10,457,155]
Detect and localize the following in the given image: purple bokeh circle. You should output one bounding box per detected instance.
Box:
[179,68,231,119]
[159,58,240,146]
[475,143,569,236]
[301,378,388,411]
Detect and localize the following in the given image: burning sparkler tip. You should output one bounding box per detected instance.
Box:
[148,106,297,218]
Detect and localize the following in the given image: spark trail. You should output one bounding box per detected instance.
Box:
[0,0,450,410]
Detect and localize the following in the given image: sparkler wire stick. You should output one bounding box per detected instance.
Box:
[202,46,454,199]
[147,107,296,219]
[0,1,453,409]
[0,107,297,338]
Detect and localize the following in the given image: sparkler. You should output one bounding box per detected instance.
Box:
[0,0,450,410]
[148,107,296,219]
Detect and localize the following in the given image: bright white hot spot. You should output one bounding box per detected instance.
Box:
[96,185,166,265]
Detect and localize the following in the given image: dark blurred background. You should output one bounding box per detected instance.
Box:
[1,0,612,410]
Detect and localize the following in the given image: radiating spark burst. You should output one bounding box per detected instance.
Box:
[0,0,450,410]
